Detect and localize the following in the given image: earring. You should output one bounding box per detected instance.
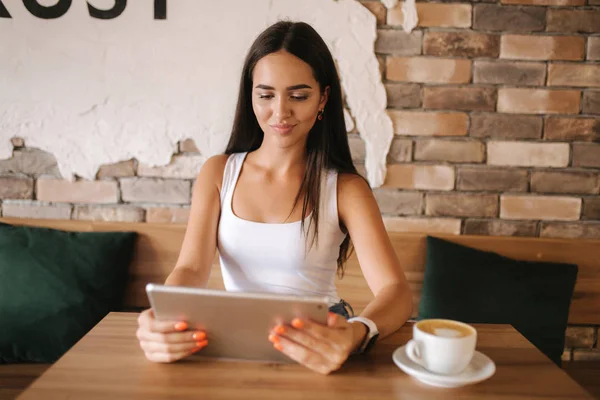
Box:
[317,109,324,121]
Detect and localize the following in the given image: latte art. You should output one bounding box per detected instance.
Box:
[417,320,473,338]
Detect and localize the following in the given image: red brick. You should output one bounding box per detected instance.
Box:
[473,61,546,86]
[386,57,471,84]
[424,31,500,58]
[473,4,545,32]
[424,87,496,112]
[544,117,600,142]
[457,167,528,192]
[500,35,585,61]
[146,207,190,224]
[426,193,498,218]
[501,0,584,5]
[385,83,421,108]
[470,114,542,139]
[548,64,600,88]
[0,176,34,200]
[573,144,600,168]
[464,219,537,237]
[372,190,423,215]
[382,217,461,234]
[589,37,600,61]
[179,138,200,153]
[498,89,581,114]
[415,140,485,163]
[360,1,387,26]
[386,139,413,163]
[375,30,422,55]
[1,200,71,220]
[383,164,455,190]
[531,171,599,195]
[73,205,145,222]
[565,327,596,348]
[488,141,569,167]
[541,222,600,239]
[501,195,582,221]
[96,160,136,179]
[120,178,191,204]
[387,3,472,28]
[389,111,468,136]
[583,91,600,115]
[583,198,600,220]
[546,10,600,34]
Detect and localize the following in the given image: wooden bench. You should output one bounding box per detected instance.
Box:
[2,217,600,399]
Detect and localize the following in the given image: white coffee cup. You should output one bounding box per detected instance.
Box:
[405,319,477,375]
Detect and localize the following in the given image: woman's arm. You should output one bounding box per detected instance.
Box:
[164,155,229,287]
[337,173,414,340]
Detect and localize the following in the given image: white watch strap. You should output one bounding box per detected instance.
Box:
[348,316,379,353]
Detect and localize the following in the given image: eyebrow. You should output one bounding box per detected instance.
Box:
[254,84,313,90]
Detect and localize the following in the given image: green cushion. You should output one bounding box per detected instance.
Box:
[418,236,578,366]
[0,222,136,363]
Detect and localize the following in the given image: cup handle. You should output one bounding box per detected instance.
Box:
[405,339,426,368]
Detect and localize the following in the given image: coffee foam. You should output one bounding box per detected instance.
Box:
[417,320,473,338]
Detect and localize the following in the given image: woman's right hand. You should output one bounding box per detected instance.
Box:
[136,308,208,363]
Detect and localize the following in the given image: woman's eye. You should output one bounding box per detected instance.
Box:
[291,95,308,101]
[258,94,273,99]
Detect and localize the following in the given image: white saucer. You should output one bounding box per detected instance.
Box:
[392,345,496,388]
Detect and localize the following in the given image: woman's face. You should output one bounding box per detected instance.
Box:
[251,50,328,149]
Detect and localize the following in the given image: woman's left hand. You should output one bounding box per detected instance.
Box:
[268,312,367,375]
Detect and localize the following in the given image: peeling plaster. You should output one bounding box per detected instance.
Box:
[1,0,393,187]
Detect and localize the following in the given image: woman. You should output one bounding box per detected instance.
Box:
[136,21,412,375]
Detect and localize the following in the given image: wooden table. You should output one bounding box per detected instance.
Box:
[18,312,594,400]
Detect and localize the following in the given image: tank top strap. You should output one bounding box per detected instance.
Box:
[220,152,247,207]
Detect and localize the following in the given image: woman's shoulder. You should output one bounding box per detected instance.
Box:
[336,172,371,197]
[197,154,231,192]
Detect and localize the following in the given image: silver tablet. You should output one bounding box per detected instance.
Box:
[145,283,329,363]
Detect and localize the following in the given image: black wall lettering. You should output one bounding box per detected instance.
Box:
[88,0,126,20]
[154,0,166,19]
[0,1,11,18]
[23,0,71,19]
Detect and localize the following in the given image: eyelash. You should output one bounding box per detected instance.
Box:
[257,94,308,101]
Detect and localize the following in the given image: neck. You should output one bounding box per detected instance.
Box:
[250,142,308,177]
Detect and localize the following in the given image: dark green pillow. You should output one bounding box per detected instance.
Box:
[0,222,137,363]
[418,236,577,366]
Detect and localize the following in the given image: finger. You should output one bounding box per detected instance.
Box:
[144,342,207,363]
[326,312,350,329]
[271,335,338,375]
[271,326,335,356]
[141,339,208,355]
[136,328,207,344]
[138,309,189,334]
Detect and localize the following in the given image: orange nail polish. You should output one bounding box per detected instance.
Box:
[174,322,188,331]
[327,313,337,325]
[291,318,304,329]
[274,343,283,351]
[192,332,206,341]
[275,325,286,335]
[197,339,208,348]
[268,333,279,343]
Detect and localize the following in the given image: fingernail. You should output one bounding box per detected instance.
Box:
[174,322,188,331]
[327,313,337,325]
[192,332,206,341]
[291,318,304,329]
[275,325,286,335]
[268,333,279,343]
[196,340,208,348]
[274,343,283,351]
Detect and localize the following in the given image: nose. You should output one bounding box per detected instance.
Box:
[274,96,292,120]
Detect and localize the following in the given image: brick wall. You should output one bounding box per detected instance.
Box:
[1,0,599,362]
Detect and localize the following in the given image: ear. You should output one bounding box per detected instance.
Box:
[319,86,330,109]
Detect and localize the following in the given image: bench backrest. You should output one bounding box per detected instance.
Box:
[3,217,599,325]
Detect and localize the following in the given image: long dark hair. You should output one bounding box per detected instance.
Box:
[225,21,361,277]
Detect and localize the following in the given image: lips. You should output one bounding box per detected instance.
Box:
[270,124,296,135]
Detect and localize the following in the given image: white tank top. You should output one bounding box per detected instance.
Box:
[217,152,346,305]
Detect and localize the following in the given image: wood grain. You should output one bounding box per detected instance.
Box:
[2,217,599,324]
[17,312,594,400]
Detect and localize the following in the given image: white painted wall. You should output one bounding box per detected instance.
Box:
[0,0,393,186]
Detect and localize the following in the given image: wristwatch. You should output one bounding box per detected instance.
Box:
[348,316,379,354]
